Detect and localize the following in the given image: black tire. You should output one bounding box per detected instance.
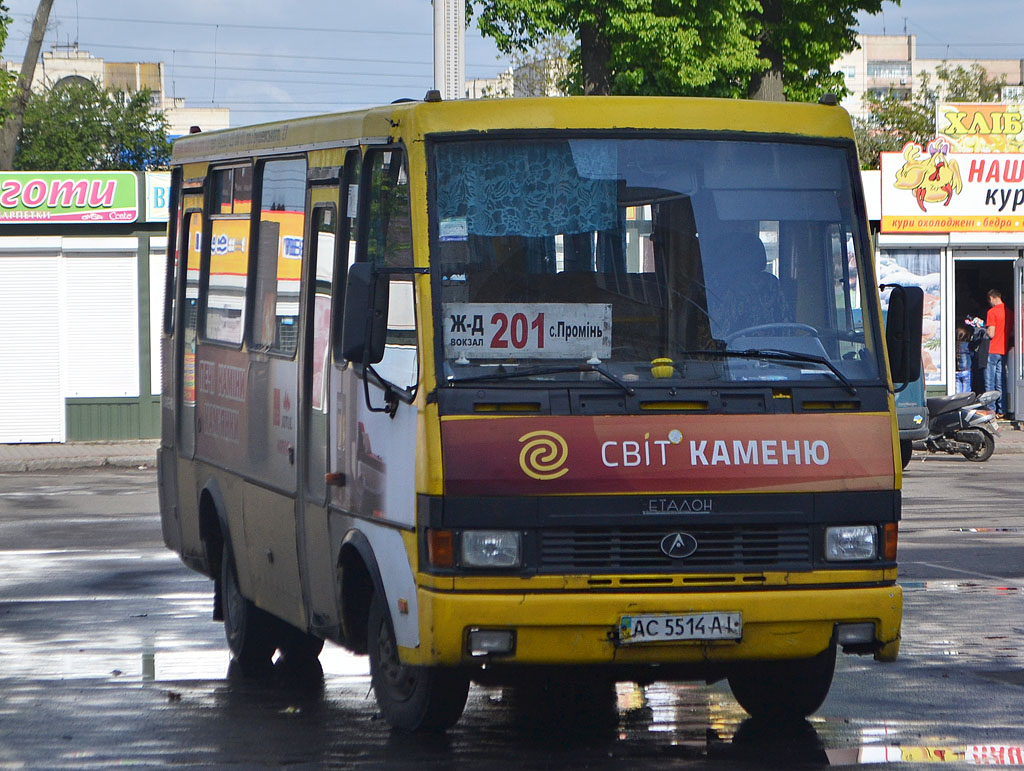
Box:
[899,439,913,470]
[272,622,325,681]
[727,640,837,721]
[280,623,325,659]
[368,589,469,731]
[221,543,277,676]
[963,431,995,462]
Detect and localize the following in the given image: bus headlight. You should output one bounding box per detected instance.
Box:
[460,531,521,568]
[825,526,878,561]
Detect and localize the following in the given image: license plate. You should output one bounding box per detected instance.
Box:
[618,612,742,644]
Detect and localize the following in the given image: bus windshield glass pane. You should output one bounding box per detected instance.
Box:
[431,137,880,387]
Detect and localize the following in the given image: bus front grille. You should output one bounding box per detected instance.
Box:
[538,525,812,572]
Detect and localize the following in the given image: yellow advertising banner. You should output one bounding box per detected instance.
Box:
[880,140,1024,233]
[936,102,1024,153]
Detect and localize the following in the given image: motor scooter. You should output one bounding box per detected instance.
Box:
[912,390,1000,462]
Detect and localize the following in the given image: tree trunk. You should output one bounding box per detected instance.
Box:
[0,0,55,169]
[579,18,610,95]
[748,0,785,102]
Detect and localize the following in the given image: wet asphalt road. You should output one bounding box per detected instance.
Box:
[1,453,1023,769]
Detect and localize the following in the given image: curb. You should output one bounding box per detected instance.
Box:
[0,455,156,473]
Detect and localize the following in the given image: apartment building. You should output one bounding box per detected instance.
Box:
[4,43,229,136]
[836,34,1024,120]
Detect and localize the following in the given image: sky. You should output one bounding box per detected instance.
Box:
[1,0,1021,129]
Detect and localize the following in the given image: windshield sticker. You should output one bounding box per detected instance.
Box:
[439,217,468,242]
[443,303,612,360]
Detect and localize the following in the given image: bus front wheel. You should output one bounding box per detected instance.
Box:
[221,544,277,675]
[368,590,469,731]
[727,640,837,721]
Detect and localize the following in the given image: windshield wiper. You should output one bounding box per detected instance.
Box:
[672,349,857,395]
[446,363,636,395]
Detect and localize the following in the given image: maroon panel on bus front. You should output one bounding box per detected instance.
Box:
[440,413,894,496]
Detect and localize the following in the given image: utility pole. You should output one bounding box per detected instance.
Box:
[0,0,55,169]
[433,0,464,101]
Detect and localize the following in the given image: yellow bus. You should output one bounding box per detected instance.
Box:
[158,93,922,730]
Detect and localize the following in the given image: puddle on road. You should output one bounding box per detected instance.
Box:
[3,573,1023,766]
[900,579,1022,593]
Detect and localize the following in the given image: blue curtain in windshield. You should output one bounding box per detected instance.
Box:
[434,141,619,237]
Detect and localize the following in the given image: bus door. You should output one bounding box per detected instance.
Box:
[297,181,342,637]
[328,147,421,650]
[177,204,204,461]
[158,175,185,553]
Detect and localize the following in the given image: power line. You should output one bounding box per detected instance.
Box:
[166,62,433,80]
[13,10,493,40]
[5,34,507,71]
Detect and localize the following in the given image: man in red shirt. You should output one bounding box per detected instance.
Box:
[985,288,1008,417]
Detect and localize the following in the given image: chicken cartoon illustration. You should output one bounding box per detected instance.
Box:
[893,140,962,212]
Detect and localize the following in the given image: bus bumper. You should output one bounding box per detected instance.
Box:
[406,583,902,667]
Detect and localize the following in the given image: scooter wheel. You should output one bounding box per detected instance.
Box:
[962,432,995,462]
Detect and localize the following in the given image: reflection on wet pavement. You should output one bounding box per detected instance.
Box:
[4,538,1024,766]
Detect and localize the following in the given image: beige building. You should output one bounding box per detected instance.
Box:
[4,44,229,136]
[836,34,1024,120]
[465,56,568,99]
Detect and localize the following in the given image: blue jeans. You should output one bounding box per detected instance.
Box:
[985,353,1005,413]
[955,370,972,393]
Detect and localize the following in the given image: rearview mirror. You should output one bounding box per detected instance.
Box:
[341,262,389,364]
[884,285,923,385]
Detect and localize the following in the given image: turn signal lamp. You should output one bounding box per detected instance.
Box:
[427,529,454,568]
[884,522,898,561]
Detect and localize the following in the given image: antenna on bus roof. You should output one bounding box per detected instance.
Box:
[818,93,838,106]
[424,89,443,103]
[189,125,202,134]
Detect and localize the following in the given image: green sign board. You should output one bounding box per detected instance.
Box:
[0,171,138,224]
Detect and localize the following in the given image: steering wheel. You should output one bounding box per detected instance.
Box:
[724,323,820,344]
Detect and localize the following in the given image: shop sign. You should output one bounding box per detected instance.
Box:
[881,139,1024,233]
[0,171,138,223]
[145,171,170,222]
[936,102,1024,153]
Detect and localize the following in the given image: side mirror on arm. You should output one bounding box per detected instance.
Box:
[883,284,924,385]
[341,262,389,365]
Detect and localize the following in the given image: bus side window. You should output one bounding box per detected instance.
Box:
[362,148,417,390]
[253,157,307,356]
[203,166,252,346]
[331,149,361,368]
[163,170,182,335]
[184,212,203,344]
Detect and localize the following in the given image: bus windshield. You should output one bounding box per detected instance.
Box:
[430,136,880,387]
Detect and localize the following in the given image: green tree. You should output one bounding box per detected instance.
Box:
[471,0,762,97]
[14,80,171,171]
[749,0,886,102]
[470,0,891,102]
[854,63,1006,170]
[0,2,16,111]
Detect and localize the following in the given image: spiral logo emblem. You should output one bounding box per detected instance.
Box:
[518,430,569,480]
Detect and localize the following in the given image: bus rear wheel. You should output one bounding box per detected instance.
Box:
[727,640,837,721]
[221,544,277,676]
[368,590,469,731]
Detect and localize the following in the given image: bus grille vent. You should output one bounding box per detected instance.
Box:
[539,525,811,573]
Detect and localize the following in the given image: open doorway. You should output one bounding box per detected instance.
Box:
[953,256,1014,411]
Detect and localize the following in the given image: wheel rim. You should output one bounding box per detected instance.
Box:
[375,616,417,702]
